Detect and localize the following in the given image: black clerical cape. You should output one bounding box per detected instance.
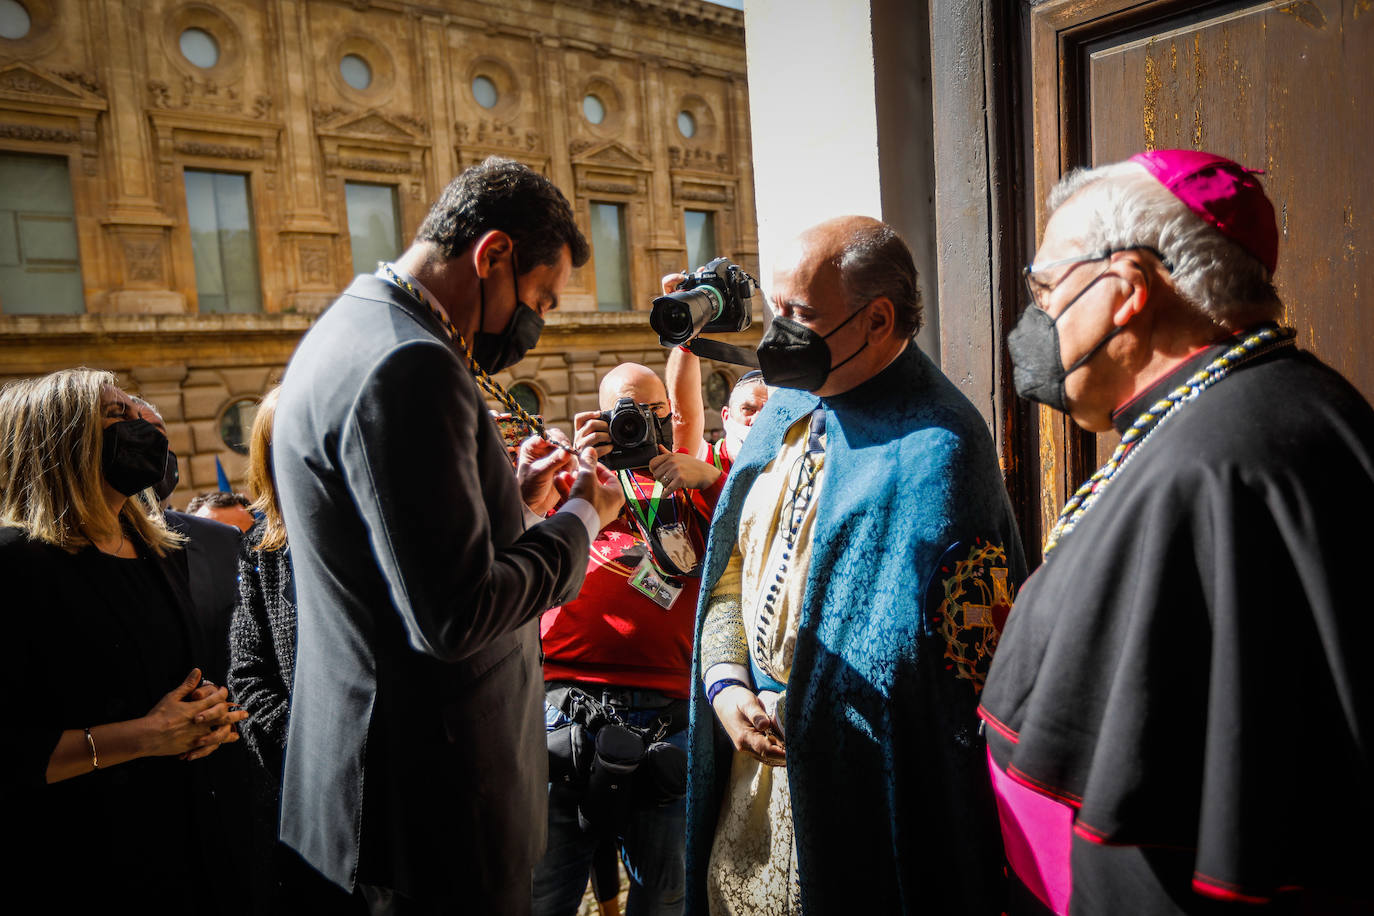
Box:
[980,341,1374,914]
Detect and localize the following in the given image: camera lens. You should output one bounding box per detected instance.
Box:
[650,286,725,346]
[608,409,648,446]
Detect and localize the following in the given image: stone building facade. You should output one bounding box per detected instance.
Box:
[0,0,761,506]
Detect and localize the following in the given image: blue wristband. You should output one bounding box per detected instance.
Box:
[706,677,750,705]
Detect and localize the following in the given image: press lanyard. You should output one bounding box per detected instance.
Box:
[617,470,665,533]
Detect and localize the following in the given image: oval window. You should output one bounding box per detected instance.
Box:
[704,370,731,412]
[583,94,606,125]
[0,0,31,40]
[472,75,499,109]
[219,397,259,456]
[508,382,541,417]
[340,53,372,91]
[179,27,220,69]
[677,110,697,139]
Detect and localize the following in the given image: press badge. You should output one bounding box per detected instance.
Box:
[629,556,683,609]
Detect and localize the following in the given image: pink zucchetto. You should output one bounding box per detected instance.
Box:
[1131,149,1278,276]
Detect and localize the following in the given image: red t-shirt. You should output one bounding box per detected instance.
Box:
[540,454,730,698]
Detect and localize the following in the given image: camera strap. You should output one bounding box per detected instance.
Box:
[617,470,665,534]
[683,337,761,370]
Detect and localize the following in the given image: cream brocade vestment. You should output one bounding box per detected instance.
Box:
[699,412,826,916]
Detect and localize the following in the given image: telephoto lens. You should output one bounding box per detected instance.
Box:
[650,285,724,345]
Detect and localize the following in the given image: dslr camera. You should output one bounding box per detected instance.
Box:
[649,257,755,347]
[599,397,672,471]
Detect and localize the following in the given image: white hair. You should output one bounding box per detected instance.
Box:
[1048,161,1281,329]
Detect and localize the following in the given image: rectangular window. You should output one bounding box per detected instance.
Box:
[684,209,718,273]
[345,181,402,277]
[184,170,262,313]
[0,152,84,315]
[590,201,630,312]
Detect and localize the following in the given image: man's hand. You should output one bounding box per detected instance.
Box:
[648,446,722,495]
[517,435,576,516]
[573,410,613,459]
[711,684,785,766]
[567,446,624,530]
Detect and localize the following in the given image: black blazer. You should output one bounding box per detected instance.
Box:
[274,275,590,907]
[165,510,242,685]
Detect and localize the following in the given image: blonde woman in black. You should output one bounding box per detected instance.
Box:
[0,368,246,912]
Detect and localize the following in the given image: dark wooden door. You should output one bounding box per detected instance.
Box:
[1024,0,1374,539]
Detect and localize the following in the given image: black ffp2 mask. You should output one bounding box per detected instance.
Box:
[102,419,170,497]
[472,302,544,374]
[755,303,871,391]
[153,450,179,503]
[472,254,544,374]
[1007,299,1123,413]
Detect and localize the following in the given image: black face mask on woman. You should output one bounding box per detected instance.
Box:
[755,301,871,392]
[102,419,170,497]
[152,450,179,504]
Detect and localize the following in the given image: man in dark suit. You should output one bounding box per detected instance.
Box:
[274,157,623,914]
[133,396,243,686]
[132,395,252,916]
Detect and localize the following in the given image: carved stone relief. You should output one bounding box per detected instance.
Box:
[298,242,332,286]
[0,68,81,98]
[583,179,637,196]
[0,123,79,143]
[123,240,165,284]
[174,141,263,160]
[668,146,731,172]
[337,157,413,174]
[456,119,539,151]
[147,76,243,113]
[55,72,102,94]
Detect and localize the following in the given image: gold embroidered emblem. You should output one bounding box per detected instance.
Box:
[929,539,1014,691]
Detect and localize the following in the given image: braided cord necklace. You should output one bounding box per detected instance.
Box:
[1042,323,1296,558]
[382,264,568,452]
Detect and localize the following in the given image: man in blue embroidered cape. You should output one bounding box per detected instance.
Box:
[686,215,1027,915]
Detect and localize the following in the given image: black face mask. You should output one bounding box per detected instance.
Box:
[152,450,179,504]
[755,302,871,391]
[102,419,170,497]
[1008,277,1126,413]
[472,254,544,374]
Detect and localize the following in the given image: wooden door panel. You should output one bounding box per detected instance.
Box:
[1028,0,1374,525]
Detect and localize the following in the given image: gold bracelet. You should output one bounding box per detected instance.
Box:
[84,727,99,770]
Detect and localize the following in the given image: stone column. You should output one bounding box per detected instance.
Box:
[97,0,182,314]
[272,0,338,313]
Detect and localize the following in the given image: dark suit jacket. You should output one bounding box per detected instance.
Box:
[274,275,590,906]
[162,510,252,914]
[165,510,242,686]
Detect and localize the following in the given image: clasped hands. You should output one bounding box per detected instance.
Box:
[145,668,247,762]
